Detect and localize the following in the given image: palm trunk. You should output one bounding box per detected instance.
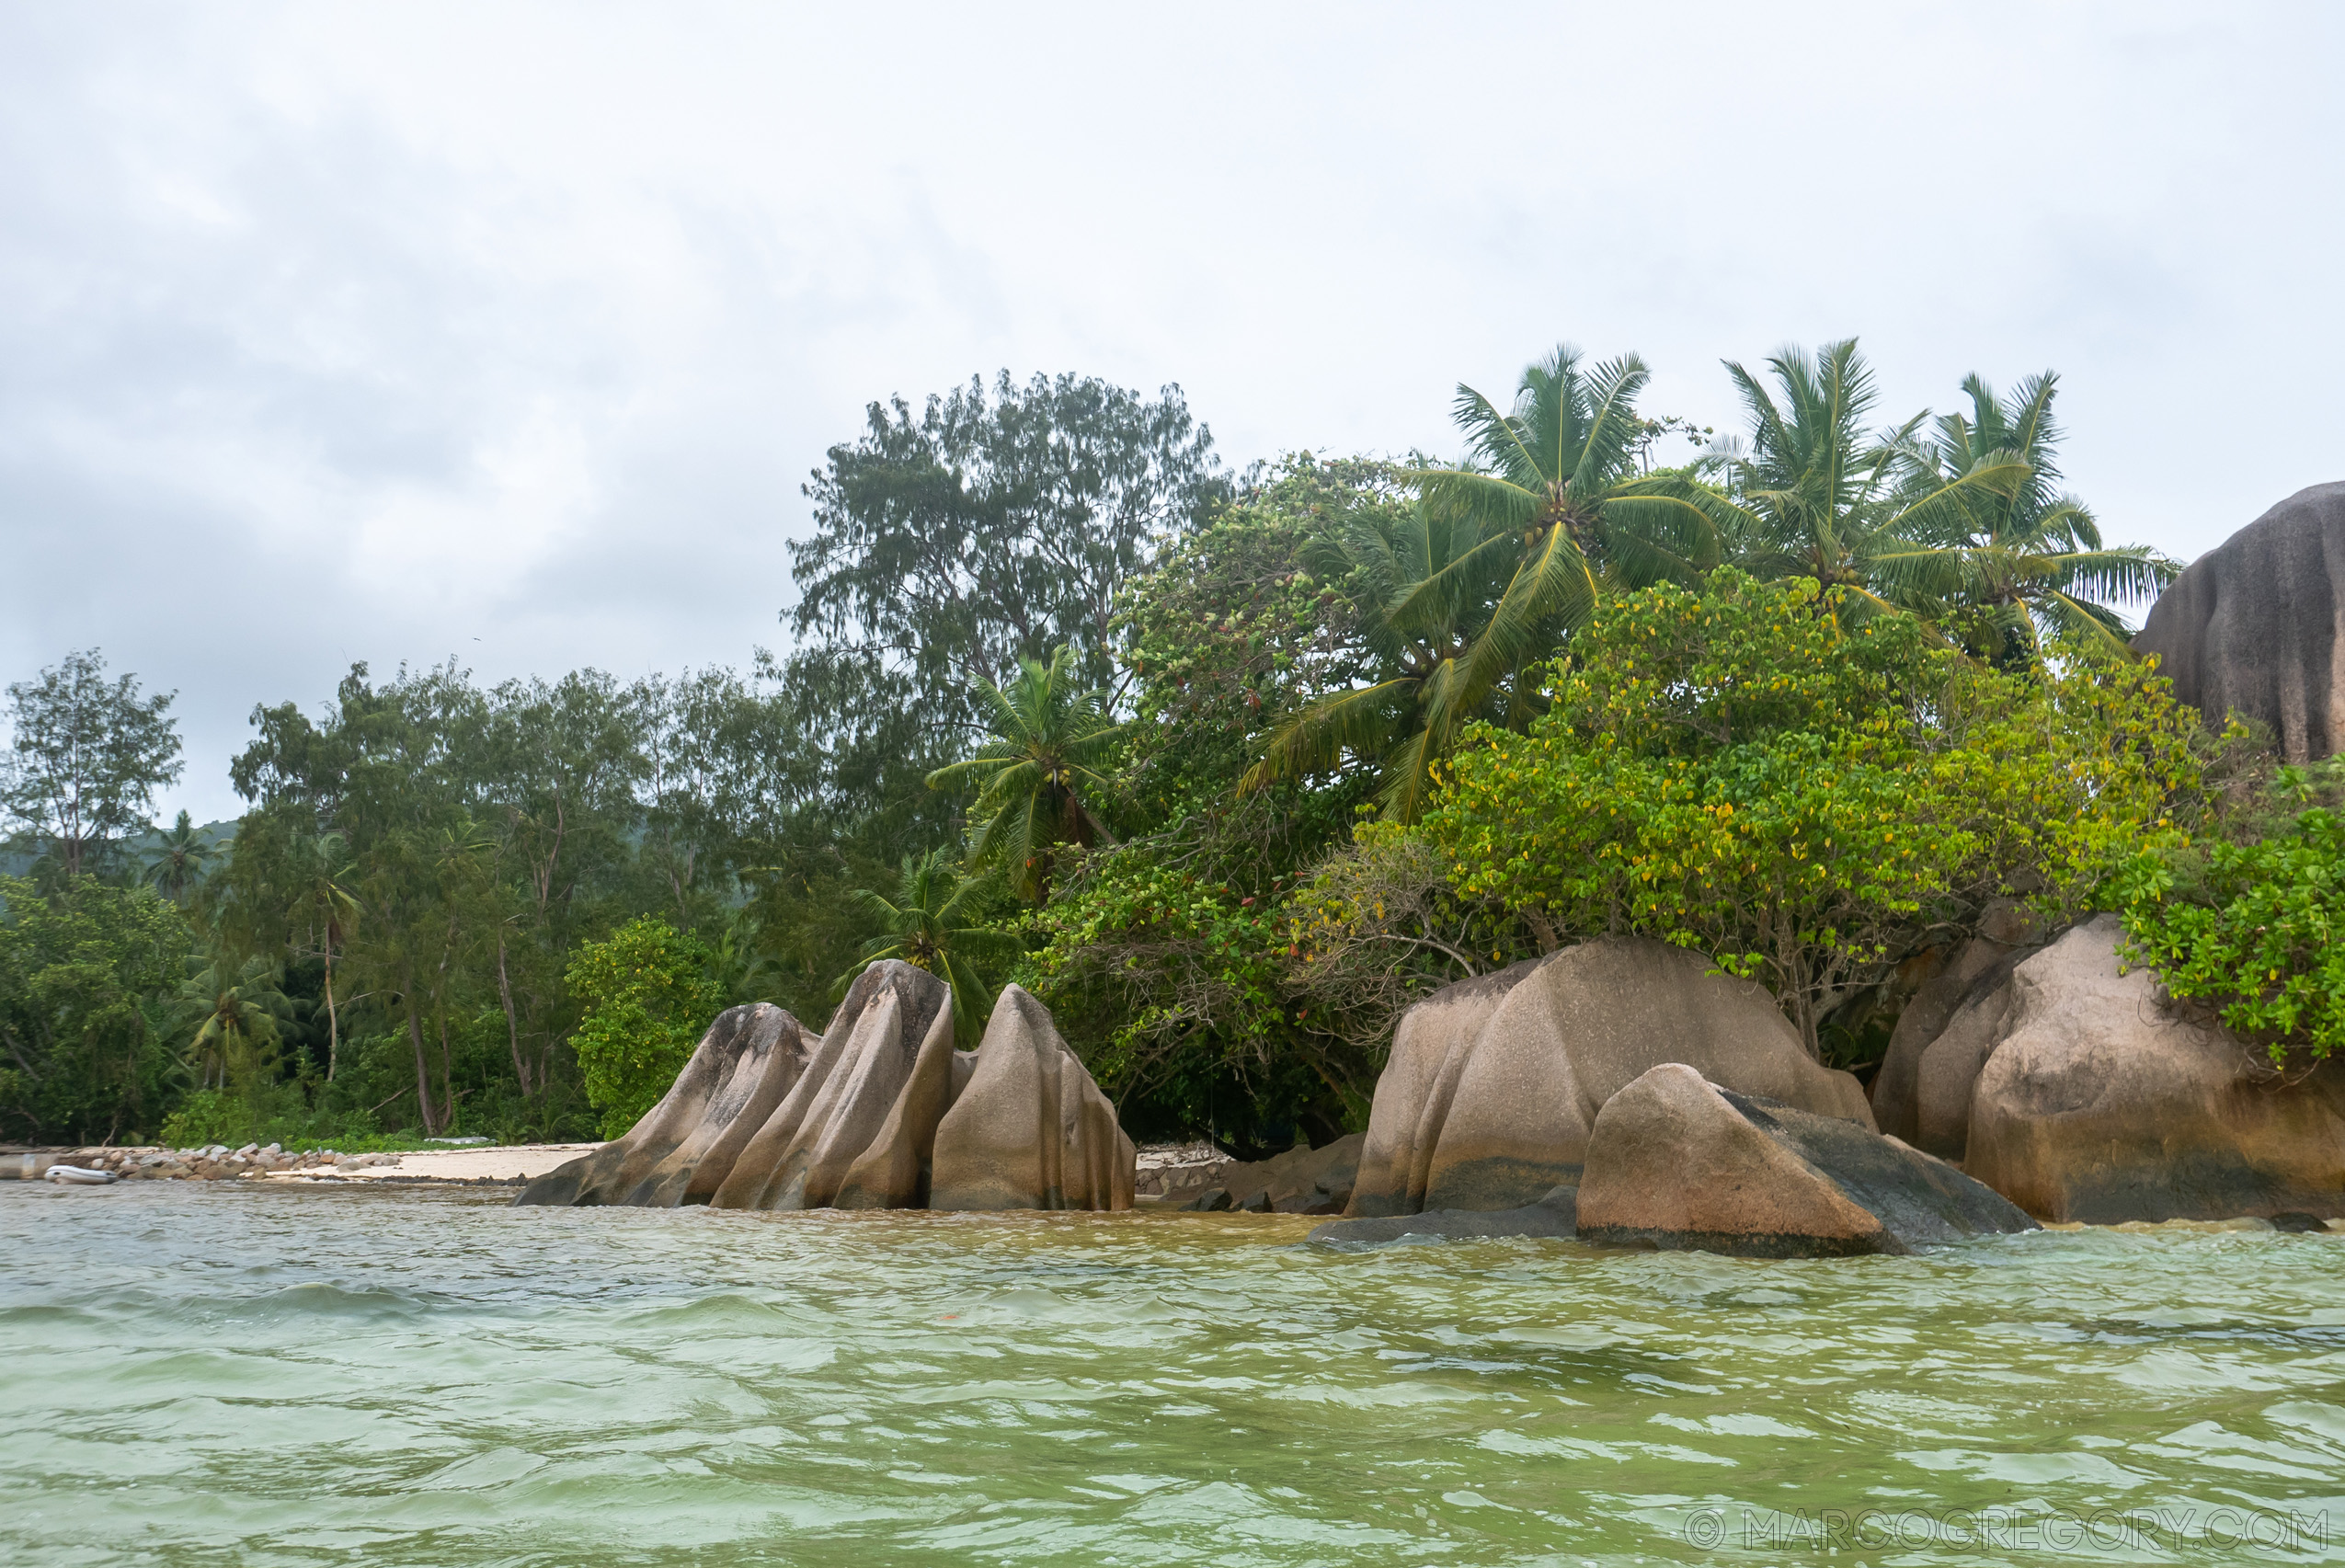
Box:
[405,976,441,1136]
[323,947,340,1083]
[437,1010,457,1133]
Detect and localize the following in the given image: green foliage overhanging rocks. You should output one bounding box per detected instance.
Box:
[2117,758,2345,1070]
[1410,569,2206,1059]
[1,340,2274,1151]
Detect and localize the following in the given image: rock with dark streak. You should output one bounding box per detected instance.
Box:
[2134,481,2345,761]
[1576,1064,2036,1257]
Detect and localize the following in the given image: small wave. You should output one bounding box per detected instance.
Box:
[615,1290,799,1332]
[173,1281,432,1325]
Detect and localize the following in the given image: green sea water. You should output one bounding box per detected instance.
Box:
[4,1183,2342,1565]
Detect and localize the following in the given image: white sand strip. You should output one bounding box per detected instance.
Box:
[265,1142,601,1183]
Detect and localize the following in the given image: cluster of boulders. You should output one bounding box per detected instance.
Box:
[518,961,1134,1211]
[1309,938,2036,1254]
[2,1145,402,1182]
[1871,915,2345,1223]
[1132,1142,1231,1196]
[1308,916,2345,1253]
[1166,1135,1365,1214]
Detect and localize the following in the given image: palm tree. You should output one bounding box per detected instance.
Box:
[707,903,780,1006]
[143,811,212,903]
[926,646,1127,902]
[1707,340,2030,609]
[285,831,360,1082]
[1241,346,1718,822]
[1873,372,2179,660]
[176,954,296,1092]
[834,849,1017,1047]
[1411,346,1722,699]
[1240,498,1517,821]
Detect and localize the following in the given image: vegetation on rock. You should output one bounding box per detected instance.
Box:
[1416,570,2205,1059]
[2118,758,2345,1068]
[0,339,2254,1149]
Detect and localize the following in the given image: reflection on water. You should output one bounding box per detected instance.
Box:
[4,1184,2342,1564]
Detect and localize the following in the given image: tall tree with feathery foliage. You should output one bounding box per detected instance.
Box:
[1242,346,1719,821]
[1706,340,2030,608]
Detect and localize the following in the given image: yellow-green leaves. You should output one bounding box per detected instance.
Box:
[1417,571,2200,1059]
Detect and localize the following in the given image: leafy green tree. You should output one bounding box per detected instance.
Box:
[1024,456,1401,1145]
[927,646,1127,902]
[0,875,185,1141]
[3,649,182,878]
[1023,849,1298,1131]
[834,849,1016,1047]
[1878,372,2179,658]
[566,916,720,1139]
[1707,341,2029,608]
[1420,571,2205,1059]
[785,372,1226,846]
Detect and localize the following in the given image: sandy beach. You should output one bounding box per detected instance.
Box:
[268,1143,602,1184]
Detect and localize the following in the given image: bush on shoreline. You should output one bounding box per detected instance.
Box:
[2118,758,2345,1069]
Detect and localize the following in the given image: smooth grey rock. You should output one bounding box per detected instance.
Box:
[1166,1133,1366,1216]
[1965,916,2345,1221]
[715,965,949,1211]
[1871,937,2030,1144]
[1347,938,1871,1220]
[517,1001,812,1207]
[927,985,1132,1212]
[1577,1064,2036,1258]
[1347,960,1539,1218]
[2135,481,2345,761]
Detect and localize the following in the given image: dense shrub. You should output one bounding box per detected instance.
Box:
[0,876,186,1142]
[565,916,721,1139]
[2118,760,2345,1068]
[1416,571,2204,1059]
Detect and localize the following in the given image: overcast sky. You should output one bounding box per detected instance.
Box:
[4,2,2340,824]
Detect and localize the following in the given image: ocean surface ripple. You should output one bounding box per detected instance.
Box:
[5,1183,2343,1564]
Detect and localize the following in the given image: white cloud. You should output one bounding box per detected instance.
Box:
[2,1,2340,820]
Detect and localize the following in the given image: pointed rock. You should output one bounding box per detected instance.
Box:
[711,960,949,1211]
[1348,960,1539,1218]
[929,984,1132,1211]
[515,1003,809,1207]
[833,1002,968,1210]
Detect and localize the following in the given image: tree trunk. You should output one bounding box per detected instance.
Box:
[497,934,530,1096]
[405,978,442,1136]
[1526,907,1561,956]
[323,948,340,1082]
[437,1010,458,1134]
